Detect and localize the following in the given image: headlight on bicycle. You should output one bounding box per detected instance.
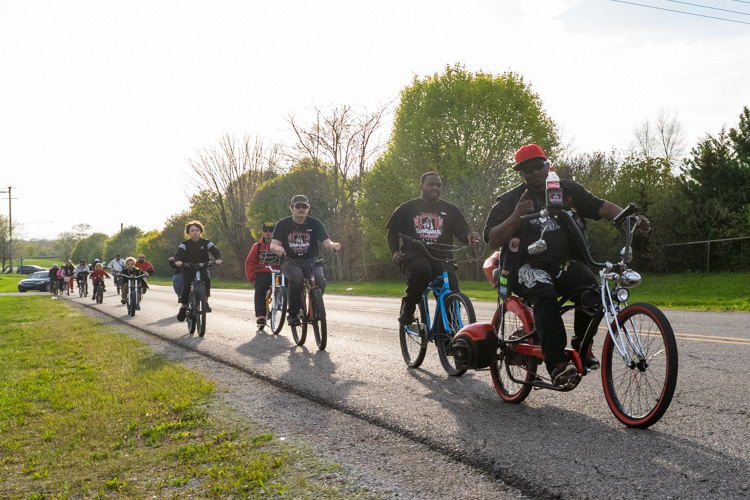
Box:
[615,287,630,302]
[620,270,641,288]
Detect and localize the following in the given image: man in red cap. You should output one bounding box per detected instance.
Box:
[483,144,650,386]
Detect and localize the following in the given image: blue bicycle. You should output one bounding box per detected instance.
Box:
[397,233,477,376]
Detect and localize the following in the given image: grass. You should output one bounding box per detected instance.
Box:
[0,297,387,499]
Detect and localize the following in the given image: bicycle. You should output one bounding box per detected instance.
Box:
[260,266,287,335]
[397,233,477,377]
[182,262,214,337]
[284,253,335,350]
[91,277,107,304]
[51,277,63,296]
[77,272,89,297]
[458,204,678,428]
[122,273,148,317]
[112,271,123,295]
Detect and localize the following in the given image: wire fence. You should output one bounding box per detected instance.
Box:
[659,236,750,273]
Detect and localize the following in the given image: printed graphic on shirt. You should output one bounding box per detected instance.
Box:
[518,263,553,288]
[287,230,311,256]
[413,212,444,241]
[259,250,281,265]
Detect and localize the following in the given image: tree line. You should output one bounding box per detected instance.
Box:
[9,64,750,278]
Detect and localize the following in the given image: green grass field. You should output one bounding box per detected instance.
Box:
[0,297,386,499]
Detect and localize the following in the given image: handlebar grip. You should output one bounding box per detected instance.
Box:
[520,211,543,221]
[611,203,638,227]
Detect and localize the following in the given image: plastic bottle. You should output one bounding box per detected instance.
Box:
[545,165,563,208]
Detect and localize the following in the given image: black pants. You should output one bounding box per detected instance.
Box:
[282,259,325,315]
[399,253,459,307]
[514,260,597,373]
[253,273,273,318]
[180,269,211,306]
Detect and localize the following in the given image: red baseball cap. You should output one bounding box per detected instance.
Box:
[513,144,547,171]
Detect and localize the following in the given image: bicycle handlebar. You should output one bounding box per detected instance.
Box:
[397,232,471,264]
[181,262,215,270]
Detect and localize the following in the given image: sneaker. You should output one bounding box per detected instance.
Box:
[206,305,212,313]
[288,313,301,327]
[136,304,141,311]
[585,354,600,371]
[177,307,187,322]
[550,362,577,386]
[121,299,127,304]
[256,317,266,329]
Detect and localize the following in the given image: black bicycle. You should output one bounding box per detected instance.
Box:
[77,272,89,297]
[284,253,335,350]
[122,273,148,317]
[182,262,214,337]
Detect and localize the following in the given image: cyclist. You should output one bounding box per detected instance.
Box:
[270,195,340,327]
[48,264,63,292]
[483,143,651,386]
[61,259,76,293]
[89,258,101,271]
[74,260,89,291]
[174,220,223,322]
[119,256,147,310]
[134,254,154,295]
[108,254,126,288]
[386,172,480,326]
[245,222,282,328]
[90,262,110,299]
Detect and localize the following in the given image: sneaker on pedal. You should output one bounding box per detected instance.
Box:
[398,299,416,325]
[136,304,141,311]
[288,313,301,327]
[256,316,266,329]
[585,354,600,371]
[206,305,212,313]
[121,299,127,304]
[177,307,187,322]
[550,362,577,386]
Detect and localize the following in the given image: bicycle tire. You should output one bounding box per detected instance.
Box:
[310,288,327,350]
[291,290,307,346]
[270,286,287,335]
[399,302,428,368]
[95,285,103,304]
[601,302,678,428]
[128,288,137,317]
[196,287,207,337]
[187,289,197,334]
[435,292,475,376]
[79,282,85,298]
[490,304,537,403]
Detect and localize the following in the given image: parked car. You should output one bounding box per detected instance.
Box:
[17,271,52,292]
[16,265,47,275]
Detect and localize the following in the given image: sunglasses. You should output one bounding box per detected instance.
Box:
[293,203,309,209]
[520,161,549,174]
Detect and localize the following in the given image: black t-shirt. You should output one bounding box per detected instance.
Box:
[272,216,330,260]
[483,180,604,266]
[386,198,471,258]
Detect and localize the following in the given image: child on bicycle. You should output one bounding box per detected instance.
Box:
[90,262,110,299]
[120,257,148,309]
[386,172,480,326]
[174,220,223,322]
[269,195,340,327]
[245,222,282,328]
[74,260,89,291]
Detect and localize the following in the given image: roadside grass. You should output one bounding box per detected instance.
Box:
[0,297,386,499]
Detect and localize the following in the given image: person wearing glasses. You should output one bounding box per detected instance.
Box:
[270,195,341,327]
[483,143,651,386]
[245,222,282,328]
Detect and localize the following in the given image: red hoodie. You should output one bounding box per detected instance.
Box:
[244,238,281,282]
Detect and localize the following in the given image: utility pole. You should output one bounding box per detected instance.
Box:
[1,187,15,272]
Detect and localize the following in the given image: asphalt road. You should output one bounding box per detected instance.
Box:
[52,285,750,499]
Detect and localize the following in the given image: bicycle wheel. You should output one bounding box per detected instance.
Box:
[434,292,475,376]
[291,290,307,346]
[79,281,85,297]
[601,302,678,428]
[399,302,428,368]
[187,289,197,334]
[128,288,137,316]
[95,285,103,304]
[490,305,537,403]
[310,288,327,350]
[196,287,207,337]
[270,286,287,335]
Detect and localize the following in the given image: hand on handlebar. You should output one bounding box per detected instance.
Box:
[467,231,481,245]
[636,215,652,233]
[392,251,404,265]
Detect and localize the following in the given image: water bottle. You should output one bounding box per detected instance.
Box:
[545,165,563,208]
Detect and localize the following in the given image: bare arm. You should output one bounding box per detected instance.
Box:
[486,190,534,249]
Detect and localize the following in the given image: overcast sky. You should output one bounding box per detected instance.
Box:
[1,0,748,242]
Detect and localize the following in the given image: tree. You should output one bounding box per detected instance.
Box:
[359,64,559,268]
[632,108,686,167]
[72,233,109,264]
[186,134,280,266]
[145,212,193,277]
[102,226,143,261]
[287,104,390,280]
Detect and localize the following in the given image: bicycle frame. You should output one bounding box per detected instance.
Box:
[406,272,455,342]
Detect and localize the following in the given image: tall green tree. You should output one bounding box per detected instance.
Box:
[145,212,193,277]
[359,63,559,265]
[71,233,109,264]
[102,226,143,262]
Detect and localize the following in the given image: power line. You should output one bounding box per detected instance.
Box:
[611,0,750,24]
[666,0,750,16]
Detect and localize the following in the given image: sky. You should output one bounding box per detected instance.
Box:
[1,0,749,242]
